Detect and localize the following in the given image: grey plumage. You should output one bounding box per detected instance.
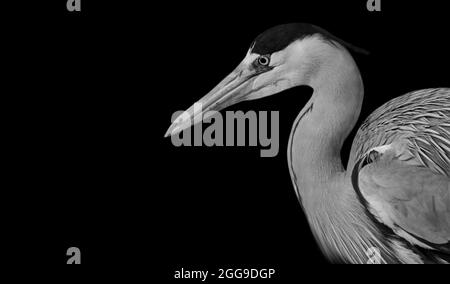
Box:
[349,88,450,263]
[350,88,450,177]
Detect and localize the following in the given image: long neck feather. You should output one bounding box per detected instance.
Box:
[288,44,363,196]
[287,44,390,263]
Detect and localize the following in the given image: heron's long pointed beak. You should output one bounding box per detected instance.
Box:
[165,63,256,137]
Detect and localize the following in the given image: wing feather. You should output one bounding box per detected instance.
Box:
[357,158,450,247]
[349,88,450,177]
[349,88,450,256]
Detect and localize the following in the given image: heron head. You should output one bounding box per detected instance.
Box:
[165,23,353,137]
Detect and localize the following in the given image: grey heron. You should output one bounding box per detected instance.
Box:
[165,23,450,263]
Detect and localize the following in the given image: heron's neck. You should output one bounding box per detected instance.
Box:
[287,46,368,262]
[289,46,363,208]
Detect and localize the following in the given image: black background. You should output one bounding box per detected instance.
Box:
[8,0,450,278]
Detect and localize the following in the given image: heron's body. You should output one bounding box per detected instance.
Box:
[166,23,450,263]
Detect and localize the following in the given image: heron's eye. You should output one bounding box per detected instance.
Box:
[257,55,270,66]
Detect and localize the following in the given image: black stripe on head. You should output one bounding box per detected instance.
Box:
[251,23,367,55]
